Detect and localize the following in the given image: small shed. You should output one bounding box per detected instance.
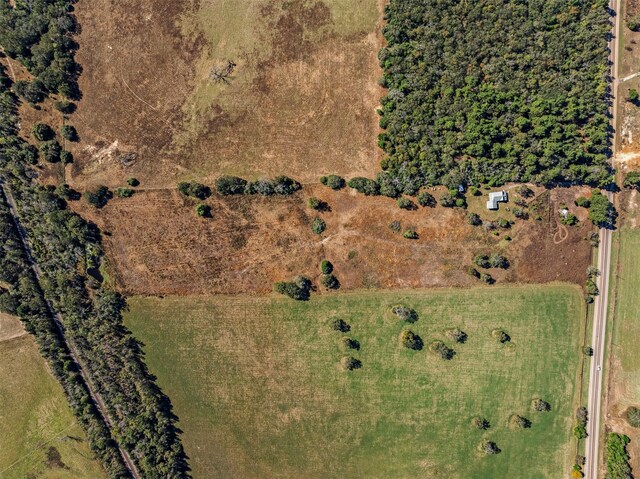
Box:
[486,190,508,210]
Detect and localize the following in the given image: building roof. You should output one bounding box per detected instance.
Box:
[486,190,508,210]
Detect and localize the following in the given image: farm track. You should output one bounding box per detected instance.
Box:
[0,181,141,479]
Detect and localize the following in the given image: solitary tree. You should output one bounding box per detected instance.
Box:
[341,356,362,371]
[210,59,236,84]
[331,318,350,333]
[471,416,490,430]
[400,330,423,350]
[480,441,501,455]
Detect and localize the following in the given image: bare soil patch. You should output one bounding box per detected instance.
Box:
[74,185,593,296]
[68,0,383,189]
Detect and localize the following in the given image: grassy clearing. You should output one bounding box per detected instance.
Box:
[126,284,584,478]
[0,334,106,479]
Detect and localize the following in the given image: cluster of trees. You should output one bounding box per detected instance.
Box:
[377,0,612,189]
[320,175,345,190]
[215,175,301,196]
[0,0,81,99]
[0,74,189,476]
[178,181,211,200]
[574,407,588,439]
[585,266,600,303]
[319,260,339,289]
[330,318,362,370]
[605,433,632,479]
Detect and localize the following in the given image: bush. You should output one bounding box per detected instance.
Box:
[629,89,639,103]
[320,175,345,190]
[53,100,76,114]
[392,305,418,323]
[467,266,480,278]
[532,399,551,412]
[177,181,211,199]
[400,330,423,350]
[429,341,455,360]
[320,260,333,274]
[445,328,467,343]
[561,212,578,226]
[571,464,584,478]
[321,274,339,289]
[473,254,490,268]
[32,123,55,141]
[439,193,456,207]
[60,150,73,164]
[492,329,510,343]
[471,417,490,430]
[127,177,140,187]
[389,220,401,232]
[348,177,380,195]
[272,175,302,195]
[308,197,328,210]
[575,196,591,207]
[85,185,111,209]
[341,356,362,371]
[480,441,500,455]
[342,337,360,350]
[116,188,134,198]
[311,217,326,234]
[195,204,211,217]
[510,414,531,429]
[13,80,45,103]
[215,175,247,195]
[583,346,594,356]
[60,124,78,141]
[417,191,436,207]
[274,276,312,300]
[467,212,481,226]
[402,229,418,239]
[489,253,509,269]
[626,406,640,428]
[574,425,587,439]
[516,185,534,198]
[480,273,494,284]
[512,207,528,220]
[331,318,350,332]
[397,197,416,210]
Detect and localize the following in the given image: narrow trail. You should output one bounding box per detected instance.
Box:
[0,181,141,479]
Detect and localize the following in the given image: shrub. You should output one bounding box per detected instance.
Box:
[85,185,111,209]
[532,399,551,412]
[13,79,45,103]
[392,305,418,323]
[489,253,509,269]
[398,197,416,210]
[575,196,591,207]
[571,464,584,478]
[348,177,380,195]
[273,175,302,195]
[629,88,639,102]
[516,185,534,198]
[320,260,333,274]
[561,212,578,226]
[311,217,326,234]
[127,177,140,187]
[60,124,78,141]
[308,197,328,210]
[321,274,339,289]
[195,204,211,217]
[455,197,466,208]
[417,191,436,207]
[341,356,362,371]
[342,337,360,350]
[320,175,345,190]
[624,171,640,190]
[469,186,481,196]
[331,318,350,332]
[445,328,467,343]
[400,330,423,350]
[467,266,480,278]
[215,175,247,195]
[32,123,55,141]
[116,188,134,198]
[480,441,501,455]
[510,414,531,429]
[497,218,511,229]
[53,100,76,114]
[480,273,494,284]
[402,229,418,239]
[473,254,490,268]
[471,417,490,430]
[178,181,211,199]
[439,193,456,207]
[274,276,312,300]
[583,346,594,356]
[492,329,510,343]
[626,406,640,428]
[574,425,587,439]
[467,212,481,226]
[60,150,73,164]
[512,207,528,220]
[245,179,274,195]
[389,220,401,232]
[429,341,455,360]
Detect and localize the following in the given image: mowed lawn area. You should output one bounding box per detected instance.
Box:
[0,332,107,478]
[125,285,584,479]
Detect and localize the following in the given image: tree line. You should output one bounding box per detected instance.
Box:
[377,0,612,191]
[0,63,189,479]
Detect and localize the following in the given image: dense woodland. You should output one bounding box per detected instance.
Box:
[377,0,612,190]
[0,10,189,477]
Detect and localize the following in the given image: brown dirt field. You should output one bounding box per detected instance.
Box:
[67,0,384,189]
[72,184,593,296]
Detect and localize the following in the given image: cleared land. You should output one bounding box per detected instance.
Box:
[0,316,107,479]
[78,184,592,295]
[126,285,584,478]
[69,0,383,188]
[605,223,640,471]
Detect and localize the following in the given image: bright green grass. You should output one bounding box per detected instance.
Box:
[609,228,640,408]
[0,335,107,479]
[125,284,584,479]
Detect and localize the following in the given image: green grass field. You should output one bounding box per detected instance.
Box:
[0,334,107,479]
[125,285,584,479]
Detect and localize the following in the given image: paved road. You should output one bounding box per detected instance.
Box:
[584,1,621,477]
[0,182,141,479]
